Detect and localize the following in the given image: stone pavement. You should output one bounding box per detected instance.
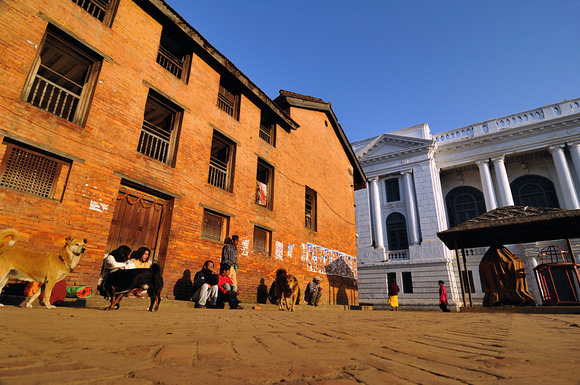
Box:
[0,299,579,384]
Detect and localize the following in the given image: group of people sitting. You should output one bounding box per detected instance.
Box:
[97,245,151,297]
[189,260,243,309]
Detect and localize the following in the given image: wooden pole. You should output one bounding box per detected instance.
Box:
[461,248,474,307]
[454,240,467,307]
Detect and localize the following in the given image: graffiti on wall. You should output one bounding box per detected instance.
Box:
[287,244,294,259]
[275,241,284,261]
[240,238,250,257]
[301,243,357,279]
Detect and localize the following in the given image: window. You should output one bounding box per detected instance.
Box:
[21,27,102,126]
[71,0,119,25]
[201,209,228,242]
[253,226,271,254]
[385,178,400,202]
[138,90,182,166]
[217,78,240,120]
[461,270,476,293]
[386,212,408,250]
[208,131,235,191]
[256,159,274,209]
[0,140,71,201]
[402,272,413,293]
[259,112,276,146]
[445,186,486,227]
[156,29,191,81]
[511,175,559,208]
[305,187,317,230]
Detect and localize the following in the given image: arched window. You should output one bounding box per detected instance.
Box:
[386,212,408,250]
[511,175,559,208]
[445,186,486,227]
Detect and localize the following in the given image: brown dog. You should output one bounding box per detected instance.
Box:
[274,268,300,311]
[0,229,87,309]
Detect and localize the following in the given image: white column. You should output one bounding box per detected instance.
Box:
[401,170,420,245]
[491,156,514,207]
[567,142,580,192]
[549,145,580,209]
[476,159,498,211]
[369,177,384,249]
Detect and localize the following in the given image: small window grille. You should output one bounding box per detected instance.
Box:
[156,30,190,81]
[0,143,70,200]
[256,159,273,209]
[201,210,227,242]
[253,226,270,254]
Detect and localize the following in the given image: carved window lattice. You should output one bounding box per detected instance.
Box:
[0,146,60,198]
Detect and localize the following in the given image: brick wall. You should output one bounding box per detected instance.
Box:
[0,0,358,305]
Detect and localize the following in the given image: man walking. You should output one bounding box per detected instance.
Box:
[438,280,451,312]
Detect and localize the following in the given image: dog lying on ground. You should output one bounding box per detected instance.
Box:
[102,264,163,311]
[274,268,300,311]
[0,228,87,309]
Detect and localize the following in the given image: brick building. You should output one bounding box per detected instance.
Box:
[0,0,365,304]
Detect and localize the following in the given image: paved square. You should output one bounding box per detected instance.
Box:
[0,305,578,384]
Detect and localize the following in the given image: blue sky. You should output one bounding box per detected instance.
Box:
[167,1,580,142]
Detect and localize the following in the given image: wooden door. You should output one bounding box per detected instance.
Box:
[105,185,170,266]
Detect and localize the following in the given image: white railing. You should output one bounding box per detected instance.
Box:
[386,249,409,260]
[434,98,580,146]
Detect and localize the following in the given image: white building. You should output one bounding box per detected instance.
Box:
[353,98,580,309]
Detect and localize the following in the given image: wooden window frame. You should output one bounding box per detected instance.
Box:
[305,186,317,230]
[256,158,274,210]
[217,79,240,120]
[253,226,271,255]
[259,112,276,146]
[201,209,229,243]
[208,131,236,192]
[137,90,182,167]
[71,0,120,26]
[20,26,102,127]
[156,28,192,83]
[0,140,72,201]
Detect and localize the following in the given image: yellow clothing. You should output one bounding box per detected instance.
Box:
[387,295,398,307]
[133,260,151,269]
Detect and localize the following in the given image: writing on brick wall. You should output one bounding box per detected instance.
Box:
[302,243,357,279]
[240,238,250,256]
[275,241,283,261]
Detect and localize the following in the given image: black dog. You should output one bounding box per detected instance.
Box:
[103,264,163,311]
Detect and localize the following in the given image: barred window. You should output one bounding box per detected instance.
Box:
[156,28,191,82]
[138,90,182,166]
[208,131,235,191]
[71,0,119,26]
[217,79,240,120]
[201,210,228,242]
[0,142,71,200]
[21,26,102,126]
[386,212,408,250]
[259,112,276,146]
[253,226,270,254]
